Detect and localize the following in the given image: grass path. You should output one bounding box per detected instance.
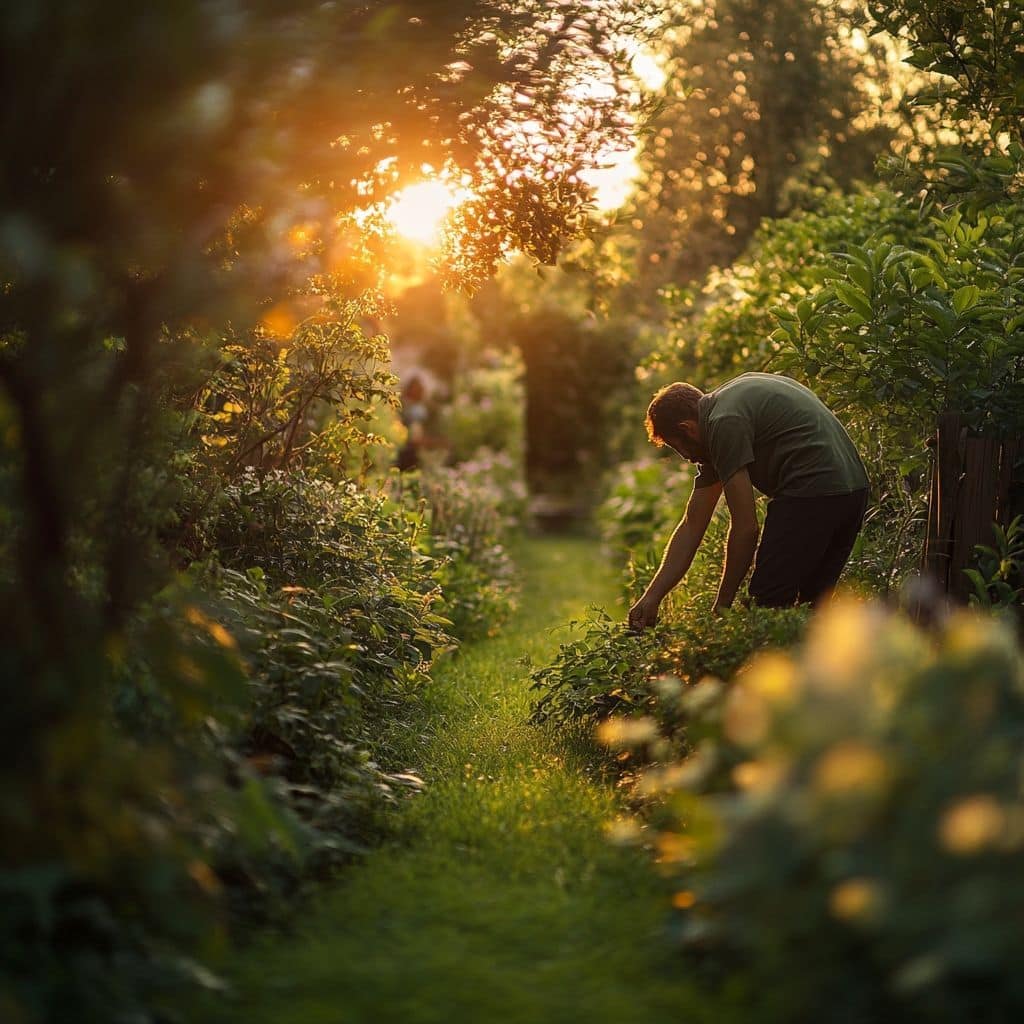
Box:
[195,537,722,1024]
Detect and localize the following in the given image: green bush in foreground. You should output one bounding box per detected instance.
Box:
[529,601,808,743]
[638,603,1024,1022]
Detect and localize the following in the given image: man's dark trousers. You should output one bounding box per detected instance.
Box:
[748,488,868,607]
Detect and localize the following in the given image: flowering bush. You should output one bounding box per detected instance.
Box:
[631,603,1024,1021]
[391,454,524,640]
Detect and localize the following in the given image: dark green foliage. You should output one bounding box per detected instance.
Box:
[393,456,523,639]
[529,602,807,740]
[966,516,1024,610]
[644,603,1024,1022]
[866,0,1024,210]
[216,567,433,859]
[771,205,1024,440]
[513,307,638,500]
[656,189,918,388]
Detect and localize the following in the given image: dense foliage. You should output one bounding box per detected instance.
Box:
[637,603,1024,1022]
[393,454,525,639]
[597,455,693,568]
[7,0,1024,1020]
[529,602,807,740]
[0,2,657,1020]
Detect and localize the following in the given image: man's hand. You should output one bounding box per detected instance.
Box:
[628,593,661,632]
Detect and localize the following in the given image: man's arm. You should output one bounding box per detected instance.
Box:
[628,481,722,630]
[715,467,759,612]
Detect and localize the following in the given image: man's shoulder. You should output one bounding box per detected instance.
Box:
[720,371,804,393]
[712,373,815,412]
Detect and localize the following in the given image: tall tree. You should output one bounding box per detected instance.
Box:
[627,0,895,295]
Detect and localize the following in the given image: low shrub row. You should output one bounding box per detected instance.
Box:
[529,601,807,746]
[5,456,522,1023]
[393,450,525,640]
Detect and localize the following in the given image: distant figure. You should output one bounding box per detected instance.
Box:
[628,373,868,630]
[396,374,429,471]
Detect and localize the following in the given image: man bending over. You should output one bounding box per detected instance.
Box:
[628,372,868,631]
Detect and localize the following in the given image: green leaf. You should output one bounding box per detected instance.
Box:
[952,284,980,315]
[963,568,991,606]
[848,264,873,295]
[834,282,872,322]
[770,305,799,323]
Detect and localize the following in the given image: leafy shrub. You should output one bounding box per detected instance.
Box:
[191,295,398,477]
[203,469,437,594]
[655,189,917,395]
[771,206,1024,443]
[440,351,525,466]
[212,566,440,881]
[641,602,1024,1022]
[597,455,694,566]
[198,468,449,792]
[2,593,262,1024]
[393,455,524,640]
[25,470,455,1022]
[966,516,1024,611]
[529,600,808,742]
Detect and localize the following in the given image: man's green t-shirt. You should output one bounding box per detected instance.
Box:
[693,373,868,497]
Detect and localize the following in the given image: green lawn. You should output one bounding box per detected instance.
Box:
[192,537,733,1024]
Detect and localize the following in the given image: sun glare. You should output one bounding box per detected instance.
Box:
[582,148,641,212]
[386,181,464,246]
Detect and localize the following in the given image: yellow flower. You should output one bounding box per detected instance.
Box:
[939,795,1005,854]
[815,741,888,795]
[829,878,883,922]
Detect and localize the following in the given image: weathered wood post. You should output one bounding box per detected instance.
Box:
[922,413,1024,601]
[922,413,962,594]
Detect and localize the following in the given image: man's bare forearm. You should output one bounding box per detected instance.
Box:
[715,525,758,609]
[644,518,702,603]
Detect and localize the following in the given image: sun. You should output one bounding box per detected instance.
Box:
[386,181,464,246]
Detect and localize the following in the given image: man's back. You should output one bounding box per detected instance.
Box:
[694,372,867,497]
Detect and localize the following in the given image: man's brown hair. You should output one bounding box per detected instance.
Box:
[645,382,704,445]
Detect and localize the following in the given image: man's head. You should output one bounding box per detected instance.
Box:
[645,381,708,463]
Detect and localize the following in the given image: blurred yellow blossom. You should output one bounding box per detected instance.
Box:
[723,683,770,746]
[939,795,1005,854]
[655,832,697,865]
[804,600,883,692]
[638,743,716,795]
[733,755,790,795]
[596,716,658,748]
[741,651,800,705]
[829,878,883,923]
[815,741,888,795]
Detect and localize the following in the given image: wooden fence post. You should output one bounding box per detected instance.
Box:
[923,415,1023,601]
[922,413,963,592]
[950,436,1000,601]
